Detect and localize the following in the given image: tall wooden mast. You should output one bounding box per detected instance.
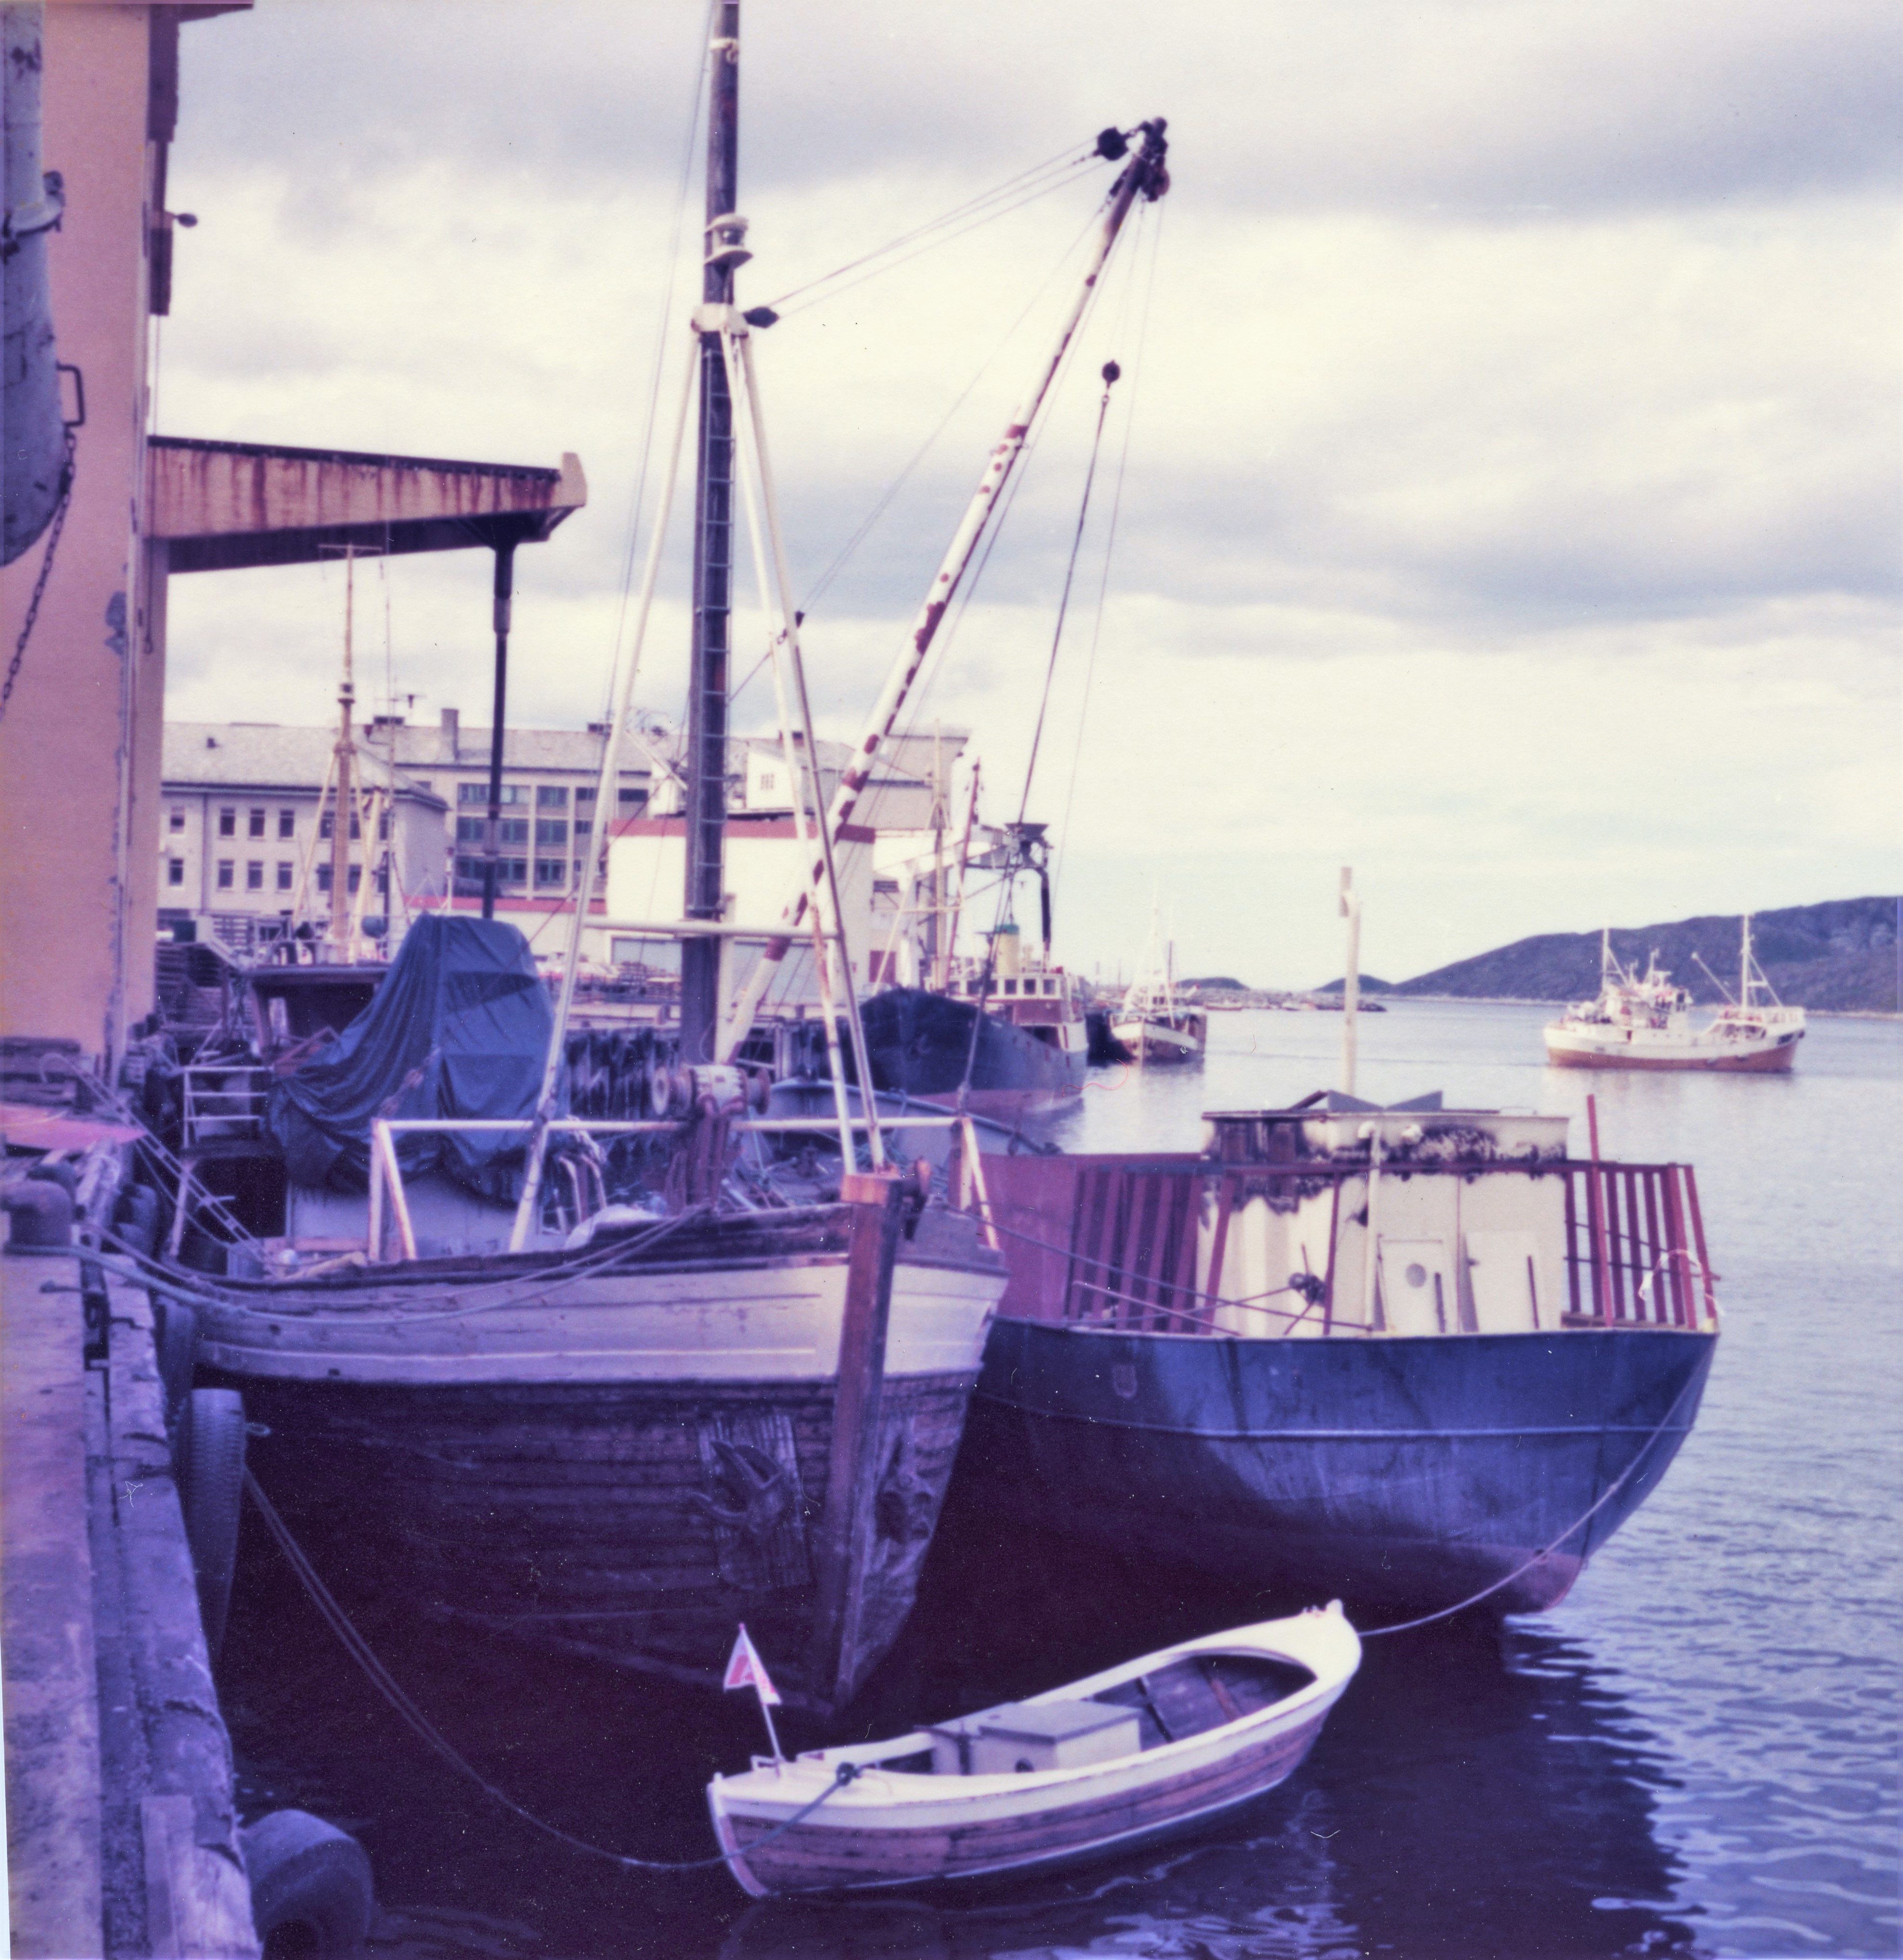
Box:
[682,1,746,1060]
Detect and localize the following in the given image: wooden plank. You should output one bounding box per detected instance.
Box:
[1202,1173,1237,1320]
[1639,1171,1665,1324]
[730,1713,1326,1887]
[806,1172,906,1713]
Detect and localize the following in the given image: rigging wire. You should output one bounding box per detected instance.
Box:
[797,197,1110,626]
[759,139,1099,315]
[1016,363,1117,827]
[601,2,717,726]
[1054,197,1165,894]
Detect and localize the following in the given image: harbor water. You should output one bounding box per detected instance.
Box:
[217,1001,1902,1959]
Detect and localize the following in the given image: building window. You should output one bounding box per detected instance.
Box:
[278,809,295,839]
[455,815,484,844]
[374,867,389,895]
[618,786,647,809]
[377,811,390,841]
[319,810,331,839]
[350,810,360,840]
[276,861,293,892]
[169,808,186,833]
[575,786,596,805]
[498,817,529,846]
[534,819,568,847]
[248,808,266,839]
[534,859,567,887]
[216,860,234,889]
[457,782,526,806]
[316,864,331,892]
[574,819,591,838]
[537,785,568,809]
[246,861,264,891]
[347,865,362,894]
[218,807,236,837]
[166,858,184,886]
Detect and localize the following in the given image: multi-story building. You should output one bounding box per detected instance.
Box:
[160,710,967,974]
[158,723,450,952]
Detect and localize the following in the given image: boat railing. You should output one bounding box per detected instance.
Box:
[180,1064,273,1147]
[364,1112,999,1262]
[1007,1154,1716,1337]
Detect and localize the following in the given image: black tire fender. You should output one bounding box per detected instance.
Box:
[154,1299,198,1461]
[240,1809,374,1957]
[180,1387,244,1659]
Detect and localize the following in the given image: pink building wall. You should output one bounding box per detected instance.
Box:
[0,2,241,1066]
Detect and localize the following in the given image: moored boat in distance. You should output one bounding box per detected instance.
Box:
[708,1602,1360,1894]
[1543,916,1804,1072]
[958,1094,1719,1620]
[1110,926,1205,1066]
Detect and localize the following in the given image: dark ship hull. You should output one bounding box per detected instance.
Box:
[957,1318,1716,1618]
[855,987,1087,1122]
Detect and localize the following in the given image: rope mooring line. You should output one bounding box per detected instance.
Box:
[1358,1365,1709,1638]
[241,1468,855,1873]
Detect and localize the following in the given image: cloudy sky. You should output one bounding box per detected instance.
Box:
[157,0,1901,988]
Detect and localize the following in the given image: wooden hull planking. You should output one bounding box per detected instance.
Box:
[196,1210,1004,1707]
[709,1609,1358,1894]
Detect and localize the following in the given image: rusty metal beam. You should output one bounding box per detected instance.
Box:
[147,437,585,572]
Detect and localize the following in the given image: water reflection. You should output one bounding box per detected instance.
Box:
[223,1489,1702,1959]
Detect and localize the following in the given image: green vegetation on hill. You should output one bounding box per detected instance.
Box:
[1391,897,1900,1013]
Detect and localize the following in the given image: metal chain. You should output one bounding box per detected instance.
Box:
[1,432,76,719]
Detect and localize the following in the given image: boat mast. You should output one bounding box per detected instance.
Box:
[327,548,359,956]
[715,119,1170,1061]
[1340,865,1360,1097]
[682,0,745,1062]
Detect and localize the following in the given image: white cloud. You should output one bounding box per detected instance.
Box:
[156,0,1902,991]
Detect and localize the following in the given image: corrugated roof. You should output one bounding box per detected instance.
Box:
[163,724,446,805]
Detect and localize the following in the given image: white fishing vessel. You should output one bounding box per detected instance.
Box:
[1543,917,1804,1073]
[1111,928,1205,1066]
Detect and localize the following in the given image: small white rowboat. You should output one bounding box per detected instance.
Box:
[707,1602,1360,1895]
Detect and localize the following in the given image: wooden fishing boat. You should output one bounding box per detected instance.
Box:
[164,29,1174,1719]
[708,1602,1360,1894]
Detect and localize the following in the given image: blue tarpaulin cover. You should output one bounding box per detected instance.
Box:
[266,915,560,1198]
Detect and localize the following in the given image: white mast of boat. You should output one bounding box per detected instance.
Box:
[1340,865,1360,1097]
[715,118,1172,1064]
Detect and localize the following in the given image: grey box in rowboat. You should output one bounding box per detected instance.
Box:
[927,1700,1142,1776]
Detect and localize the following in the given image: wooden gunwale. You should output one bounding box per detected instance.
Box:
[720,1703,1329,1889]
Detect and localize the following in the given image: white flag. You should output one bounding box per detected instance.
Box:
[723,1622,782,1706]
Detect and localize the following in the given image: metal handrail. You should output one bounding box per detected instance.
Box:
[364,1110,998,1265]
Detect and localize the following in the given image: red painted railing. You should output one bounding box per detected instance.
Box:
[980,1153,1717,1335]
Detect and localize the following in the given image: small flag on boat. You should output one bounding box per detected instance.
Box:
[724,1623,782,1706]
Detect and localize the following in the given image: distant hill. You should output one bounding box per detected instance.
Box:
[1181,975,1250,992]
[1390,897,1900,1013]
[1314,975,1396,995]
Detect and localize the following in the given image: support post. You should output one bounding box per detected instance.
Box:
[482,539,518,921]
[681,1,743,1062]
[806,1168,904,1713]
